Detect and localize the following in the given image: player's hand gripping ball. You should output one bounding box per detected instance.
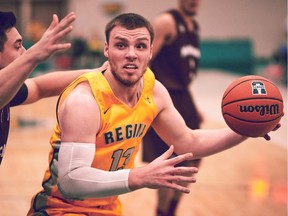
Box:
[221,75,284,137]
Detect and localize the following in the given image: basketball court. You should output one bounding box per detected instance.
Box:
[0,70,287,216]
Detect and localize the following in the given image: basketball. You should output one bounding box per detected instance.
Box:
[221,75,284,137]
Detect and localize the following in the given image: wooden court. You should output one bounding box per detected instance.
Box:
[0,70,287,216]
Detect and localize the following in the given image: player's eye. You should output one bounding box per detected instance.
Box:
[136,43,147,49]
[115,43,126,49]
[15,42,22,50]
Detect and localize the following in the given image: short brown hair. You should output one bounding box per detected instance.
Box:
[105,13,154,44]
[0,11,16,52]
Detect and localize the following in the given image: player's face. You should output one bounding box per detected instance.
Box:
[179,0,201,16]
[104,25,152,87]
[0,27,25,69]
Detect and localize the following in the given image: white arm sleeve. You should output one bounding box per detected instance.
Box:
[57,142,131,199]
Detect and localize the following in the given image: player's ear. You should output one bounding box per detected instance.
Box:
[149,44,153,60]
[104,41,109,58]
[0,51,3,65]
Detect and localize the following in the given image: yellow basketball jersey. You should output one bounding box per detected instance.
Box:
[28,68,157,215]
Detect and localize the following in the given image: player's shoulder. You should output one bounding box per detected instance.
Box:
[153,12,175,28]
[153,12,177,41]
[152,80,174,112]
[62,82,94,108]
[154,11,175,24]
[153,80,170,100]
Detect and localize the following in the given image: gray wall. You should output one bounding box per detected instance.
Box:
[69,0,287,58]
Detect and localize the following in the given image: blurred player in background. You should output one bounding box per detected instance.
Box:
[142,1,203,215]
[0,11,106,165]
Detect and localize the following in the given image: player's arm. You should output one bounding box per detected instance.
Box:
[151,13,176,59]
[22,61,108,104]
[57,82,131,199]
[0,12,75,109]
[151,80,247,159]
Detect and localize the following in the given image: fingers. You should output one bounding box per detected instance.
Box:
[167,151,194,167]
[140,146,197,193]
[172,166,198,176]
[53,25,73,42]
[47,14,59,31]
[55,12,76,33]
[169,182,195,193]
[52,43,72,51]
[45,12,75,38]
[155,145,194,165]
[263,123,281,141]
[264,134,271,141]
[158,155,198,193]
[45,12,76,52]
[161,168,198,193]
[165,166,198,183]
[153,145,175,162]
[164,182,191,193]
[272,123,281,131]
[52,12,76,40]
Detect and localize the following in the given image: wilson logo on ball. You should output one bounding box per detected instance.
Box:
[238,104,280,116]
[251,81,267,95]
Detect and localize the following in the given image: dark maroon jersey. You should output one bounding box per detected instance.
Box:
[0,84,28,164]
[150,9,200,90]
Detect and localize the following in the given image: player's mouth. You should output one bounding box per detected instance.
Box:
[123,64,138,70]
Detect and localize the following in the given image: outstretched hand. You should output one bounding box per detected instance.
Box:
[128,145,198,193]
[28,12,76,62]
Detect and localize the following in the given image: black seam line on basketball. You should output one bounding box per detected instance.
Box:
[222,97,283,107]
[223,113,282,122]
[222,78,278,100]
[222,80,248,100]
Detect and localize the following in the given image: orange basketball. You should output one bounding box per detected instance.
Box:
[221,75,284,137]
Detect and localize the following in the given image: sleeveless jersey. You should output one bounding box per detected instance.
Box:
[28,68,157,215]
[150,9,200,90]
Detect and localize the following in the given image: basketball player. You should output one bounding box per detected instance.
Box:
[27,13,278,216]
[0,11,106,165]
[142,1,202,215]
